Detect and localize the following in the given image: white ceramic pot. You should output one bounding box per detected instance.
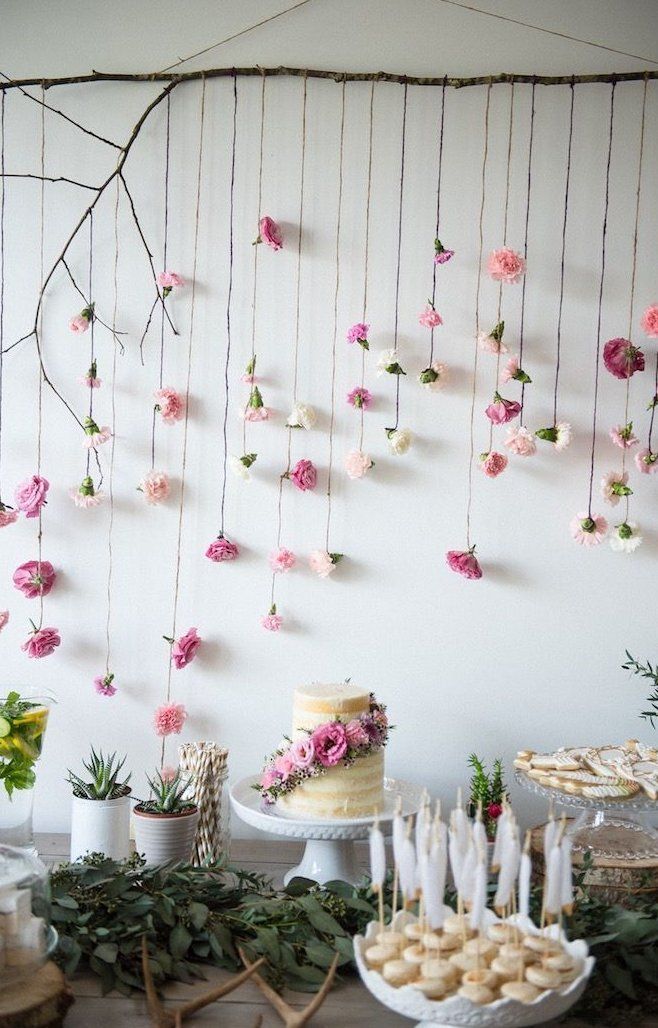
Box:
[133,807,199,866]
[70,791,132,861]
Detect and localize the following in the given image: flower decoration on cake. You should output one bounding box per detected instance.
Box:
[205,535,239,562]
[485,393,522,425]
[289,459,317,492]
[69,304,94,333]
[346,322,370,349]
[478,321,507,355]
[535,422,572,451]
[635,448,658,474]
[94,672,117,697]
[446,547,482,580]
[254,216,283,251]
[21,625,61,659]
[487,247,526,284]
[346,386,372,410]
[641,304,658,337]
[13,560,56,599]
[229,453,257,480]
[418,302,442,329]
[260,605,283,632]
[286,403,316,430]
[570,512,608,547]
[154,387,186,425]
[157,271,184,297]
[139,470,170,505]
[166,627,201,669]
[344,450,373,479]
[601,470,632,506]
[603,337,645,379]
[433,238,454,264]
[610,521,643,553]
[479,451,508,478]
[419,361,448,390]
[309,550,342,578]
[501,354,531,384]
[71,475,103,508]
[15,475,49,518]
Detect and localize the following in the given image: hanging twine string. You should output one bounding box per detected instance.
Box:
[587,81,616,517]
[242,70,267,453]
[357,79,375,452]
[428,78,447,368]
[85,211,94,478]
[553,80,575,426]
[162,77,206,766]
[150,93,172,470]
[517,80,536,423]
[325,76,346,552]
[36,87,45,630]
[391,80,408,432]
[465,81,492,549]
[105,178,120,678]
[219,73,237,537]
[0,92,5,501]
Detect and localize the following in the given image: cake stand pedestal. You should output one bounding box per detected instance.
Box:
[515,769,658,860]
[230,775,424,886]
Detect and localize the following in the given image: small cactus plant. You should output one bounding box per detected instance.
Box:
[67,747,131,800]
[135,768,196,815]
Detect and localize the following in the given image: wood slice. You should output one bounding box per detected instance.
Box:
[531,822,658,906]
[0,962,74,1028]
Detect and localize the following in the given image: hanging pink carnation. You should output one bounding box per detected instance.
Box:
[479,451,508,478]
[346,386,372,410]
[69,313,91,334]
[269,547,296,573]
[22,626,61,659]
[257,216,283,251]
[170,627,201,669]
[347,323,369,347]
[83,418,112,449]
[635,447,658,474]
[154,702,187,737]
[140,470,170,505]
[155,387,186,424]
[485,393,522,425]
[290,459,317,492]
[70,475,103,509]
[419,303,443,329]
[0,611,8,632]
[446,548,482,580]
[0,503,18,528]
[205,536,239,562]
[487,247,526,284]
[478,321,506,355]
[157,271,184,296]
[570,512,608,547]
[290,738,315,770]
[261,605,283,632]
[433,238,454,264]
[601,470,632,506]
[603,338,645,379]
[242,355,257,384]
[309,549,342,578]
[80,361,101,388]
[15,475,49,518]
[641,304,658,337]
[312,722,348,767]
[345,719,369,747]
[505,425,536,457]
[243,385,270,421]
[500,354,532,385]
[13,560,56,599]
[94,673,117,697]
[345,450,373,480]
[610,423,638,449]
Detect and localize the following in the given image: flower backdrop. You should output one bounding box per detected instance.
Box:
[0,69,656,806]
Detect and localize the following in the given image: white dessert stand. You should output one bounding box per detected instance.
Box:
[230,775,424,885]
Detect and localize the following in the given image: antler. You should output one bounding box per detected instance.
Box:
[141,935,264,1027]
[238,946,339,1027]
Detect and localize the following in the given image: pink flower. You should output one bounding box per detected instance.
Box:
[22,626,61,659]
[83,418,112,449]
[0,504,18,528]
[80,362,101,389]
[345,450,373,480]
[157,271,184,296]
[155,387,186,424]
[94,673,117,697]
[13,560,56,599]
[601,470,631,506]
[260,766,278,790]
[309,550,341,578]
[171,627,201,669]
[433,239,454,264]
[346,386,372,410]
[570,512,608,546]
[274,751,295,781]
[485,393,522,425]
[242,356,257,383]
[345,720,369,747]
[641,304,658,338]
[0,611,8,633]
[635,448,658,474]
[205,536,239,562]
[610,423,639,449]
[311,722,348,767]
[347,323,369,346]
[140,470,170,505]
[505,425,536,457]
[603,337,645,379]
[243,406,270,422]
[487,802,503,820]
[446,548,482,580]
[15,475,49,518]
[419,304,443,329]
[70,475,103,508]
[500,354,531,385]
[261,605,283,632]
[290,738,315,770]
[257,216,283,251]
[269,548,296,573]
[69,313,90,334]
[479,451,508,478]
[487,247,526,284]
[478,330,508,355]
[290,459,317,492]
[161,765,178,783]
[154,702,187,737]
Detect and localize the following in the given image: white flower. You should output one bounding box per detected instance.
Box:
[376,348,399,376]
[601,470,629,506]
[229,455,250,481]
[555,421,572,451]
[419,361,448,391]
[610,521,643,553]
[388,428,413,455]
[286,402,316,430]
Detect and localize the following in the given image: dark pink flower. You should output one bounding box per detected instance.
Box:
[205,536,239,562]
[641,305,658,338]
[22,626,61,659]
[485,393,522,425]
[479,451,508,478]
[13,560,56,599]
[94,673,117,697]
[154,702,187,736]
[155,387,186,424]
[257,216,283,251]
[311,722,348,767]
[434,238,454,264]
[347,323,369,346]
[346,386,372,410]
[603,338,645,379]
[171,627,201,669]
[446,548,482,580]
[0,503,18,528]
[487,802,503,820]
[487,247,526,284]
[15,475,49,518]
[290,459,317,492]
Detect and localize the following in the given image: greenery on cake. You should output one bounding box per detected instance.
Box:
[255,694,390,805]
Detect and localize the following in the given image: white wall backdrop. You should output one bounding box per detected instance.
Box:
[1,1,657,835]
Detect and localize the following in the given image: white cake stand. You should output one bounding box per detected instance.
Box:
[230,775,424,885]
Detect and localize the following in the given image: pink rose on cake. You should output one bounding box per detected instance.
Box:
[345,720,369,747]
[274,751,296,782]
[290,738,315,770]
[311,722,348,767]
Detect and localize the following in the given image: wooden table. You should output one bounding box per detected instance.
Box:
[33,833,619,1027]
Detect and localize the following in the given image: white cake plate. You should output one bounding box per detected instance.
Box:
[230,775,424,885]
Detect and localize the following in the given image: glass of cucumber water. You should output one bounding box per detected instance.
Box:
[0,691,54,852]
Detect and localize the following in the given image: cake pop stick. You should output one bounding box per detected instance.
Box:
[369,813,387,937]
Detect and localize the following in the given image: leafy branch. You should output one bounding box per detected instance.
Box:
[623,650,658,728]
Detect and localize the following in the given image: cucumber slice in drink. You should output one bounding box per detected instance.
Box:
[0,717,11,738]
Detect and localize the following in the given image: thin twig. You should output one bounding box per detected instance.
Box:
[61,258,127,349]
[1,172,99,189]
[0,69,122,147]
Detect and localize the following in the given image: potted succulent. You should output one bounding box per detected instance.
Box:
[133,768,199,866]
[67,748,132,861]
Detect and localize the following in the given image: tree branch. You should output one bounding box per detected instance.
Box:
[61,259,127,352]
[0,69,122,148]
[1,172,99,190]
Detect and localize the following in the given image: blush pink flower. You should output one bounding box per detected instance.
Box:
[312,722,348,767]
[154,702,187,737]
[15,476,49,518]
[346,386,372,410]
[171,627,201,669]
[433,238,454,264]
[478,321,507,354]
[446,548,482,580]
[155,387,186,424]
[479,451,508,478]
[500,354,532,385]
[70,475,103,508]
[290,738,315,770]
[94,673,117,697]
[345,450,373,480]
[601,470,631,506]
[140,470,170,505]
[487,247,526,284]
[635,447,658,474]
[274,751,295,782]
[244,406,270,422]
[0,611,8,633]
[0,504,18,528]
[69,313,90,334]
[570,512,608,547]
[345,719,369,747]
[257,216,283,251]
[290,458,317,492]
[157,271,184,296]
[641,304,658,337]
[22,626,61,659]
[80,361,101,388]
[485,393,522,425]
[260,766,278,791]
[309,549,341,578]
[419,304,443,329]
[83,418,112,449]
[269,547,296,573]
[610,423,639,449]
[205,536,239,562]
[505,425,536,457]
[419,361,448,390]
[13,560,56,599]
[242,356,257,384]
[261,605,283,632]
[160,765,178,783]
[347,322,369,347]
[603,337,645,379]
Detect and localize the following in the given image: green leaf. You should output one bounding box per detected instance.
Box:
[188,901,208,931]
[94,942,119,964]
[169,923,192,960]
[605,961,637,1000]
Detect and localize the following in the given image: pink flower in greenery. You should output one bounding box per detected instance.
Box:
[94,673,117,697]
[505,425,536,457]
[13,560,56,599]
[635,448,658,474]
[155,387,186,424]
[15,476,49,518]
[0,611,8,632]
[205,536,239,562]
[270,548,296,573]
[22,626,61,659]
[487,247,526,284]
[485,393,522,425]
[140,470,170,505]
[312,722,348,767]
[290,738,315,770]
[479,451,508,478]
[641,304,658,338]
[345,450,373,480]
[257,216,283,251]
[0,504,18,528]
[446,548,482,580]
[260,606,283,632]
[171,627,201,669]
[570,512,608,547]
[346,386,372,410]
[347,323,369,347]
[610,423,639,449]
[603,337,645,379]
[419,303,443,329]
[154,702,187,737]
[345,719,369,747]
[290,459,317,492]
